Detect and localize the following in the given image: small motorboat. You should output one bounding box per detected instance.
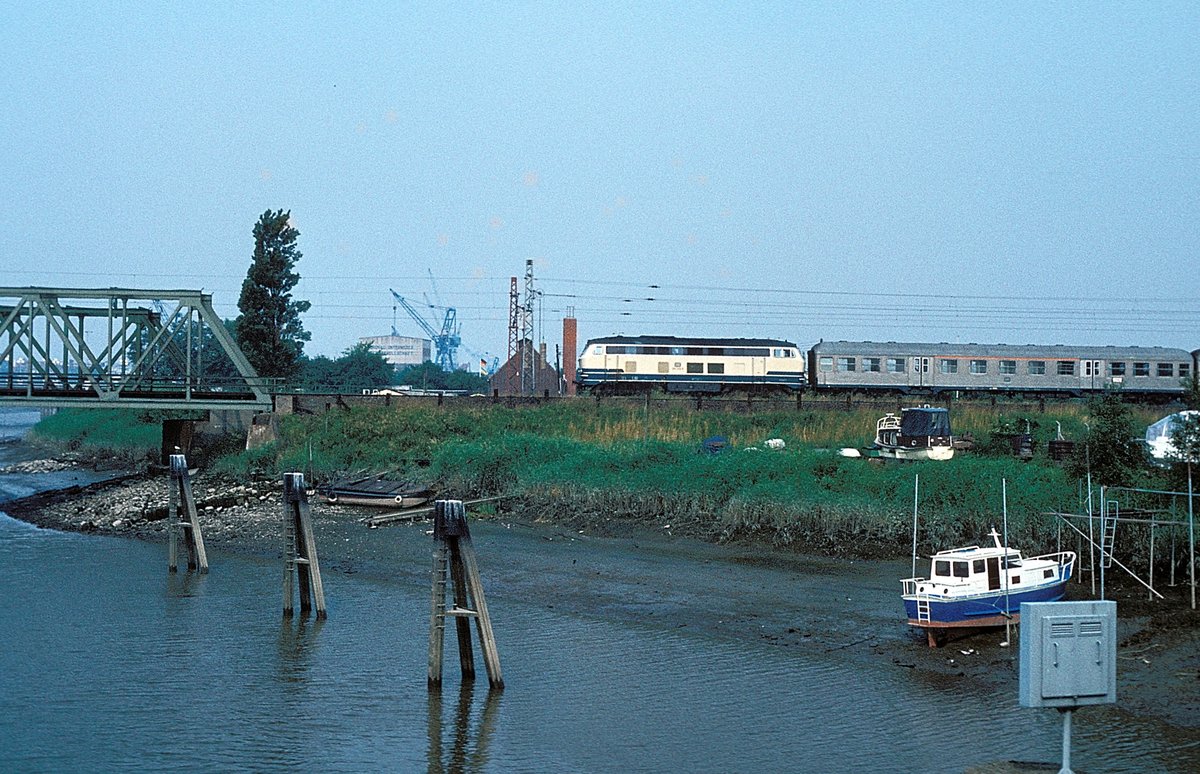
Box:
[900,529,1076,647]
[319,475,436,508]
[874,406,954,461]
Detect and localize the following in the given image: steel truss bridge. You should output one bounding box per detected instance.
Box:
[0,287,271,410]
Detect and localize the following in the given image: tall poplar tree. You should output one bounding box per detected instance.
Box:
[235,209,311,381]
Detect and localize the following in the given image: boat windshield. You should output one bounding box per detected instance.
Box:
[901,409,951,437]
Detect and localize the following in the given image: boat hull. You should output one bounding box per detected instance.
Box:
[875,445,954,461]
[902,581,1069,629]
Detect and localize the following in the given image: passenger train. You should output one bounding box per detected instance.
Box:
[576,335,1198,398]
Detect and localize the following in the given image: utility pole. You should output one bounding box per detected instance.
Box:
[506,277,519,386]
[521,260,534,396]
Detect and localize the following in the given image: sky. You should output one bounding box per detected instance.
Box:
[2,2,1198,365]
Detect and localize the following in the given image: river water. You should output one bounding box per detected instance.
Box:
[0,409,1196,773]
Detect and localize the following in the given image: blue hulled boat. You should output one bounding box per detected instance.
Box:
[900,529,1075,647]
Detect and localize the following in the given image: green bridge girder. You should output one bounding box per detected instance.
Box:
[0,287,271,410]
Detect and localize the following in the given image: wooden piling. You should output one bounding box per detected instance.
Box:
[282,472,327,619]
[167,453,208,573]
[428,499,503,690]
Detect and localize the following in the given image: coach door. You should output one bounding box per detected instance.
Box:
[1082,360,1103,390]
[911,357,931,388]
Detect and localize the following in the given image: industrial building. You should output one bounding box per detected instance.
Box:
[358,335,432,368]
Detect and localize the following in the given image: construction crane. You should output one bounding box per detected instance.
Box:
[390,289,461,372]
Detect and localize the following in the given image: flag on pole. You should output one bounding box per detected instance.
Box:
[480,358,487,376]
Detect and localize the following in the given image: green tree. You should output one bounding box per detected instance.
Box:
[235,210,311,381]
[301,343,394,391]
[1070,391,1144,487]
[397,361,488,393]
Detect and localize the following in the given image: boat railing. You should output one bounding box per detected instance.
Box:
[900,577,924,595]
[1027,550,1077,577]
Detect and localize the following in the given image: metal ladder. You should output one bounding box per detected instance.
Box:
[916,596,931,623]
[1100,501,1119,570]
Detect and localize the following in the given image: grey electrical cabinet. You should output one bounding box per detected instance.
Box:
[1019,600,1116,708]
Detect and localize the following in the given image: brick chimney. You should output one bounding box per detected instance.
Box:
[562,315,577,396]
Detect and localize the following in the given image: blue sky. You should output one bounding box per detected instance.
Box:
[2,2,1197,363]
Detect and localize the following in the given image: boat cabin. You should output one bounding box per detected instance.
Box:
[902,529,1068,597]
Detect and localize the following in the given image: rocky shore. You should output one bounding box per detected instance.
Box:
[3,453,1198,740]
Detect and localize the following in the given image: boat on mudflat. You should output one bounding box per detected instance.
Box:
[900,529,1076,647]
[873,406,954,461]
[319,475,436,508]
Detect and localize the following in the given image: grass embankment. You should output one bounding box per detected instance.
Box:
[232,400,1136,556]
[29,409,162,465]
[32,401,1172,558]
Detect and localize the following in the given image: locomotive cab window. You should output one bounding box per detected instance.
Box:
[593,346,603,355]
[1028,360,1046,375]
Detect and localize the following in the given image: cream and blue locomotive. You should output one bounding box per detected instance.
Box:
[576,336,805,394]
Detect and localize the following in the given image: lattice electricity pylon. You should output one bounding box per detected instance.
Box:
[0,287,270,410]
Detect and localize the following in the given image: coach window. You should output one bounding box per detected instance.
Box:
[939,359,958,374]
[1057,361,1075,376]
[1134,362,1150,377]
[1109,362,1126,377]
[1158,363,1174,378]
[999,360,1016,375]
[970,359,987,375]
[819,356,833,372]
[1182,363,1192,379]
[863,357,881,372]
[837,357,856,372]
[687,362,703,374]
[887,357,905,373]
[1028,360,1046,375]
[707,363,724,374]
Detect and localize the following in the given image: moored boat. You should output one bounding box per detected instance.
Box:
[319,475,436,508]
[900,529,1076,647]
[874,406,954,461]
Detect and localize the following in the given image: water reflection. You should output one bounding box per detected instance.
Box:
[277,617,325,686]
[426,684,501,774]
[165,567,207,598]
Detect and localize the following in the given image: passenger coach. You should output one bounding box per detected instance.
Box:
[809,341,1196,397]
[577,336,805,394]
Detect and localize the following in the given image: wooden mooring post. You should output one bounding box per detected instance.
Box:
[428,499,503,690]
[282,472,327,620]
[167,453,208,573]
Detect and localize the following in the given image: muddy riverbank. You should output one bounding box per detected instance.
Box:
[2,456,1198,741]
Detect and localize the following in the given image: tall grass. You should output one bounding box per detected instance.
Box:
[55,398,1168,557]
[30,409,160,460]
